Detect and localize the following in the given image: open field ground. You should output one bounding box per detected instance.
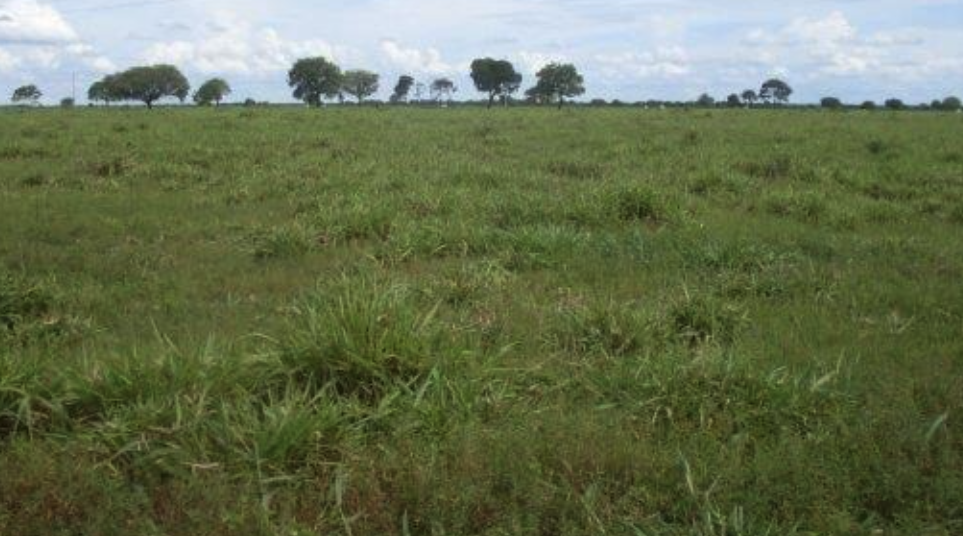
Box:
[1,107,963,535]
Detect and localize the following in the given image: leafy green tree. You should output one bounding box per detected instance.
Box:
[821,97,843,109]
[287,57,343,107]
[526,63,585,109]
[88,74,123,106]
[391,75,415,103]
[741,89,758,107]
[860,100,877,111]
[60,97,75,108]
[11,84,42,105]
[111,65,190,109]
[341,70,380,103]
[193,78,232,106]
[760,78,793,105]
[726,94,742,108]
[696,93,715,107]
[470,58,522,108]
[884,98,905,110]
[430,78,456,104]
[941,96,962,112]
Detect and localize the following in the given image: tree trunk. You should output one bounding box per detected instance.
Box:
[146,99,153,110]
[557,96,564,110]
[487,93,494,109]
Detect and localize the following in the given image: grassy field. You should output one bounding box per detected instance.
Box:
[1,106,962,535]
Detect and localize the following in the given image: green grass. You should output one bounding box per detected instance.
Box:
[1,106,962,535]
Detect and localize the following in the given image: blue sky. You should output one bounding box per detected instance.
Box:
[1,0,962,104]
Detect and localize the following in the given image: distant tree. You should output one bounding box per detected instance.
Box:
[111,65,190,109]
[60,97,75,108]
[413,82,427,103]
[430,78,456,104]
[193,78,232,106]
[470,58,522,108]
[11,84,42,105]
[696,93,715,107]
[391,75,415,103]
[341,70,379,103]
[860,100,877,111]
[884,98,905,110]
[525,63,585,109]
[287,57,343,107]
[942,96,962,112]
[760,78,793,105]
[726,94,742,108]
[741,89,758,107]
[820,97,843,109]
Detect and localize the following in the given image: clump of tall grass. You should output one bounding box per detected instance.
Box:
[667,293,747,347]
[761,190,829,222]
[550,299,658,358]
[0,273,83,346]
[276,276,456,399]
[610,185,676,225]
[248,222,317,260]
[736,154,794,181]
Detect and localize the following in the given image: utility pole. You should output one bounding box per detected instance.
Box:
[72,71,77,103]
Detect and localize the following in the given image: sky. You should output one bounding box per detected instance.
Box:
[1,0,962,104]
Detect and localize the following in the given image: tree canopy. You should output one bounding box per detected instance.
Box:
[193,78,232,106]
[526,63,585,109]
[760,79,793,104]
[341,70,380,103]
[288,57,343,106]
[430,78,456,103]
[11,84,42,105]
[106,65,190,108]
[391,75,415,103]
[821,97,843,109]
[470,58,522,108]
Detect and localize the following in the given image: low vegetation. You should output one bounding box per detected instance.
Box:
[1,107,962,535]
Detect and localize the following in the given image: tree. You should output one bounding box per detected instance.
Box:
[941,96,962,112]
[88,74,124,106]
[60,97,75,108]
[861,100,877,111]
[760,78,792,105]
[430,78,456,104]
[526,63,585,109]
[741,89,758,107]
[884,98,905,110]
[821,97,843,110]
[287,57,343,107]
[470,58,522,109]
[696,93,715,107]
[726,94,742,108]
[391,75,414,103]
[193,78,232,106]
[111,65,190,109]
[11,84,42,105]
[341,70,379,103]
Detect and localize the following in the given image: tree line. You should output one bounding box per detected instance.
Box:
[7,57,960,112]
[7,56,584,109]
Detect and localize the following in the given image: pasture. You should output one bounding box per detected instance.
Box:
[1,107,962,535]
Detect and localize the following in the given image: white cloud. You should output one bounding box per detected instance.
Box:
[594,46,690,79]
[0,0,77,44]
[379,39,453,75]
[143,16,346,75]
[0,45,19,70]
[516,50,566,75]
